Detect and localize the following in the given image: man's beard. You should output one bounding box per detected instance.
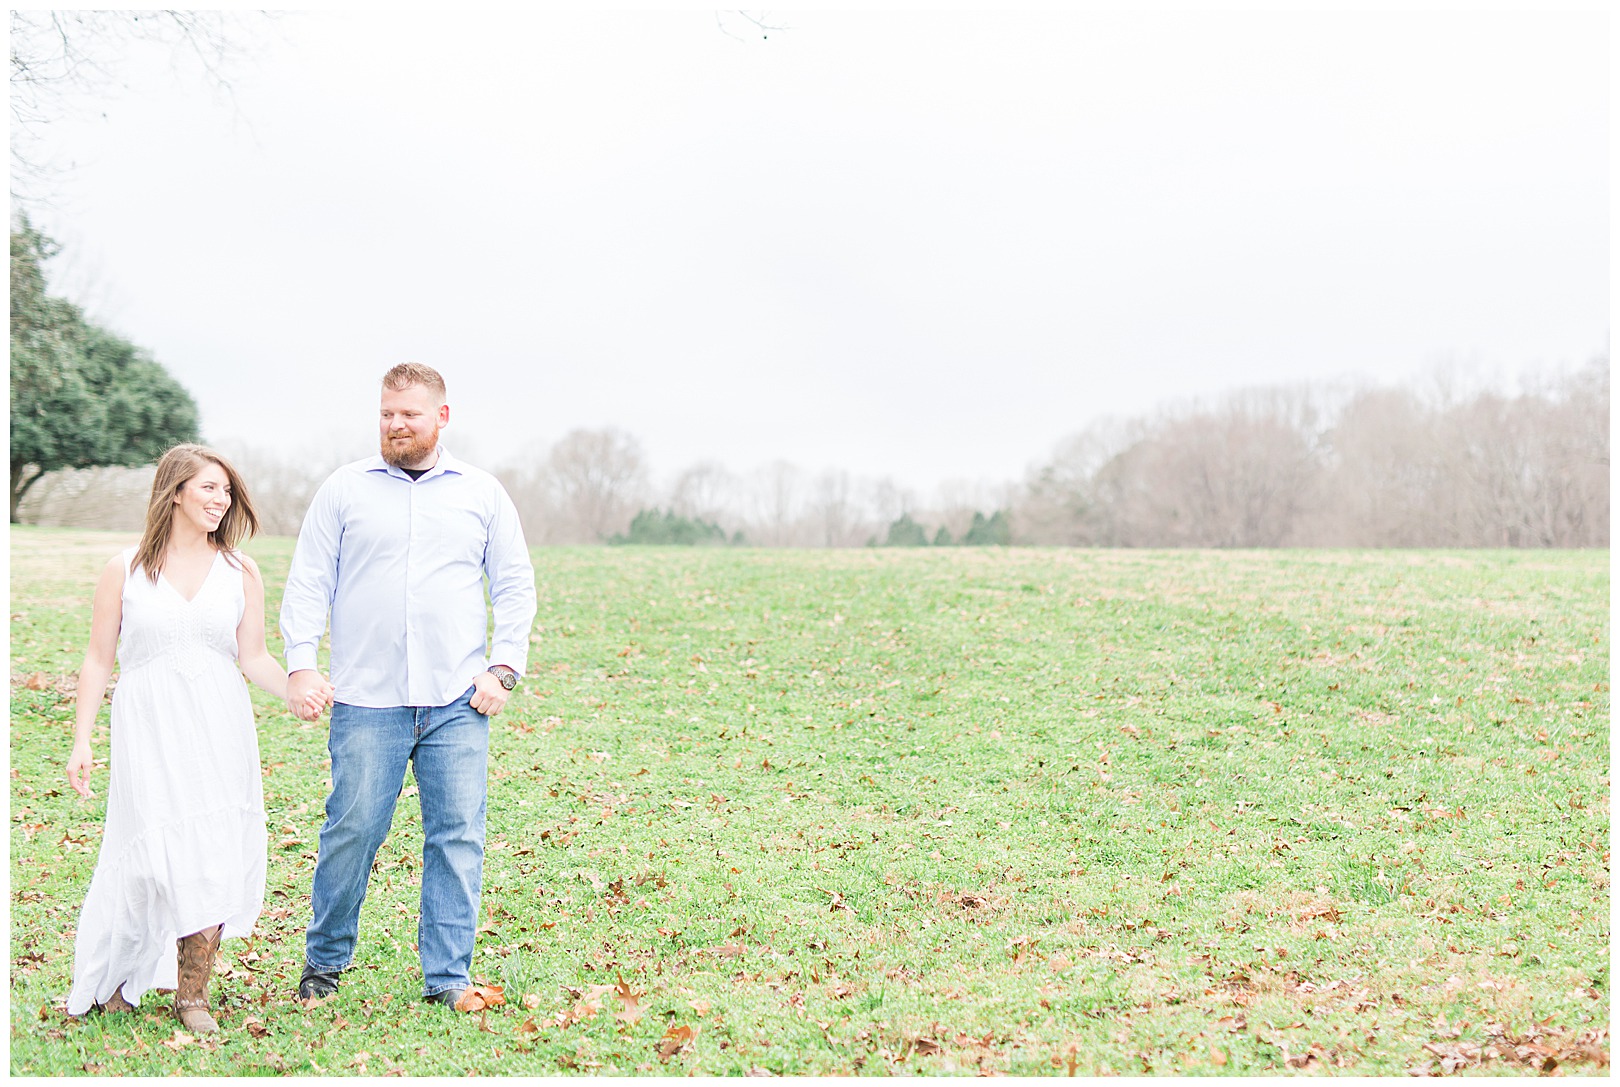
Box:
[381,427,440,468]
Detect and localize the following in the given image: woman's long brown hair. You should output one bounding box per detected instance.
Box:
[131,444,260,582]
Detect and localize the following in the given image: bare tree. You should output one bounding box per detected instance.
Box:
[1310,386,1440,545]
[1437,362,1611,547]
[1017,417,1138,545]
[669,460,740,527]
[715,11,791,42]
[10,10,271,201]
[538,427,648,544]
[492,437,557,546]
[212,440,336,537]
[745,459,806,547]
[1090,388,1324,547]
[1548,356,1611,545]
[806,468,858,547]
[864,476,915,531]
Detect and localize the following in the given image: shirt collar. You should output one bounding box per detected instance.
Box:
[364,446,463,482]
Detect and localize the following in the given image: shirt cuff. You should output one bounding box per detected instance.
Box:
[286,646,321,675]
[489,645,528,677]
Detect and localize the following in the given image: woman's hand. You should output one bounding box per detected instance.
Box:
[286,670,334,721]
[298,675,334,719]
[67,740,95,798]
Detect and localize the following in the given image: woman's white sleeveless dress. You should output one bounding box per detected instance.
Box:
[65,548,267,1014]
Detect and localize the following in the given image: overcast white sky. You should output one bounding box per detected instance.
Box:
[15,7,1610,498]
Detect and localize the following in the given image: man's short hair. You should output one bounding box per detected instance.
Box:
[382,362,447,400]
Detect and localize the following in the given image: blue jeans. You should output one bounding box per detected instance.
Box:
[304,686,489,996]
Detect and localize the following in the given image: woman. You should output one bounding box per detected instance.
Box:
[64,444,330,1032]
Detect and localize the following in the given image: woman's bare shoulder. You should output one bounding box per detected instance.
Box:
[95,550,130,594]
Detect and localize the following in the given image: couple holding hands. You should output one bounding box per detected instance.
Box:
[63,363,538,1032]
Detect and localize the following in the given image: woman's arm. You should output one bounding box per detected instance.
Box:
[237,554,331,714]
[236,554,290,698]
[67,555,125,797]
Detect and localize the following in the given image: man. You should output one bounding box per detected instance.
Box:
[281,362,537,1009]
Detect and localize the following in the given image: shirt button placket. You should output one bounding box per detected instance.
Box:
[404,479,417,706]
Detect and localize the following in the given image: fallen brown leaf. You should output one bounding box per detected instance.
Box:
[560,986,612,1026]
[658,1023,697,1060]
[455,983,506,1012]
[613,973,646,1027]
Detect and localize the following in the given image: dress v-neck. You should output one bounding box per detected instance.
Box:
[159,550,221,605]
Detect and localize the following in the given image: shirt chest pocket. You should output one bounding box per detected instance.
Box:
[410,499,487,569]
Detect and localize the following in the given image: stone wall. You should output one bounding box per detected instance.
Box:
[15,466,156,531]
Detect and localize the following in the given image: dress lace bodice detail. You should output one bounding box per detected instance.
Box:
[117,549,244,679]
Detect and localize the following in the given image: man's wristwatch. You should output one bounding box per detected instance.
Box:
[487,665,518,691]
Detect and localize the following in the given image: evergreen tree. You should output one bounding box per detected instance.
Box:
[610,507,730,546]
[961,509,1012,546]
[882,512,929,546]
[10,221,199,521]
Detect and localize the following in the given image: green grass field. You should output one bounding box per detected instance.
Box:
[9,527,1610,1076]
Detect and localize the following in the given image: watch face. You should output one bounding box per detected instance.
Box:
[495,669,517,690]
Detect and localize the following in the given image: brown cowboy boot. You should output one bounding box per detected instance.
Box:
[96,985,135,1013]
[173,926,222,1034]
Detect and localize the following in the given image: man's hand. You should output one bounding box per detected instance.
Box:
[470,671,510,717]
[288,669,334,721]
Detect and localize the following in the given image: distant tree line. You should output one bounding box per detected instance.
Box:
[479,363,1607,549]
[1018,364,1608,548]
[19,362,1607,548]
[487,431,1024,549]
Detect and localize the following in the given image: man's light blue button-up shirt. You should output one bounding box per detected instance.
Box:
[279,448,537,709]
